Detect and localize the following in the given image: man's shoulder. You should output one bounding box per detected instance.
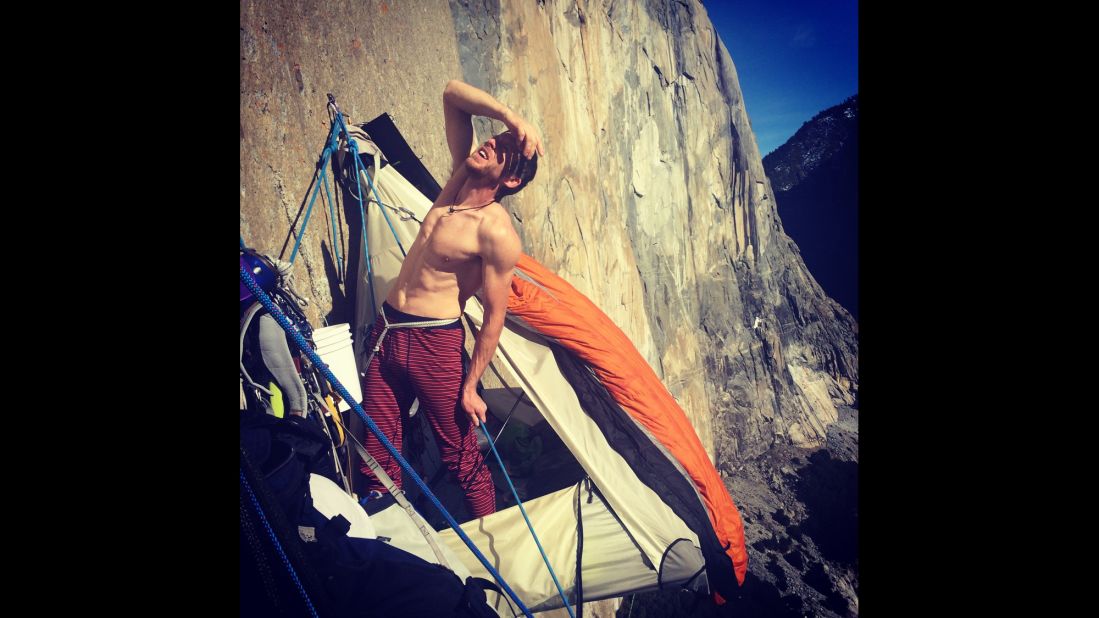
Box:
[480,203,518,235]
[478,205,521,255]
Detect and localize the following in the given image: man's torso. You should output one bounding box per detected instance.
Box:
[385,202,511,319]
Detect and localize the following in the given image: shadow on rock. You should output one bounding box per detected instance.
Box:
[794,450,858,567]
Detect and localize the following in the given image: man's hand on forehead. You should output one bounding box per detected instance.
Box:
[502,114,545,160]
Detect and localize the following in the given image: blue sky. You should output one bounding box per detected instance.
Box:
[703,0,858,157]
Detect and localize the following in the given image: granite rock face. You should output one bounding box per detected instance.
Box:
[241,0,467,325]
[443,0,858,464]
[241,1,858,615]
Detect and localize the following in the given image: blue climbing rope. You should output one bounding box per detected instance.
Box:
[334,112,379,322]
[289,121,341,266]
[322,97,380,322]
[240,467,319,618]
[240,265,533,617]
[331,107,407,257]
[320,162,343,282]
[480,424,576,618]
[321,116,345,280]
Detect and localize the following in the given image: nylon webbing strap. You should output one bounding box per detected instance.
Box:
[344,432,451,569]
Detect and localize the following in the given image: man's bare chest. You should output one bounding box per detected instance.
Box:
[419,215,481,269]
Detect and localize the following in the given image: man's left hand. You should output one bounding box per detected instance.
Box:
[461,387,489,426]
[505,114,545,160]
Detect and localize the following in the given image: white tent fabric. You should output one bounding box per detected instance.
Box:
[367,500,479,584]
[309,473,376,539]
[348,135,706,612]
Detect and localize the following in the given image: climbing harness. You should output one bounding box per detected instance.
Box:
[358,309,458,381]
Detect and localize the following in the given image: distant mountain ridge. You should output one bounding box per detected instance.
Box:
[765,94,858,191]
[764,95,859,320]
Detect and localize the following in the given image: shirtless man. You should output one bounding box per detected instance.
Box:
[360,80,543,518]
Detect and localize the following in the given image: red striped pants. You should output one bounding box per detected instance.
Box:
[359,304,495,518]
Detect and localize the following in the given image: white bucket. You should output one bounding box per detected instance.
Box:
[312,323,360,411]
[313,334,350,350]
[315,337,353,358]
[313,324,351,346]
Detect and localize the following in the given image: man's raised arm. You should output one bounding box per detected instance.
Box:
[443,79,545,166]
